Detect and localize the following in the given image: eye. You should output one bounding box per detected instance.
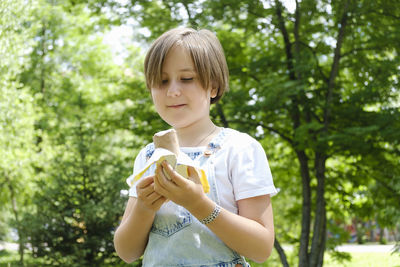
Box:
[181,77,193,82]
[161,79,168,84]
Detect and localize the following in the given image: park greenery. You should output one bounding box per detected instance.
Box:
[1,0,399,266]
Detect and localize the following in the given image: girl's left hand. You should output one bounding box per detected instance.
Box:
[153,160,205,210]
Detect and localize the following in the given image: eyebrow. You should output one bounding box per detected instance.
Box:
[179,68,195,72]
[162,68,195,74]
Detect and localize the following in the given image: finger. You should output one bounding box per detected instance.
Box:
[152,196,167,210]
[137,175,155,189]
[146,191,163,203]
[162,161,186,187]
[187,166,201,184]
[155,164,166,187]
[159,163,179,188]
[154,166,170,196]
[137,179,156,196]
[137,185,154,198]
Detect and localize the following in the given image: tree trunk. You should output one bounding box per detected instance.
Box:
[216,102,229,128]
[7,177,25,266]
[275,3,313,265]
[310,154,327,267]
[274,236,290,267]
[274,1,350,266]
[308,1,350,266]
[40,23,46,96]
[296,150,312,267]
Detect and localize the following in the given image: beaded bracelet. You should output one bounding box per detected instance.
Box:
[199,204,221,225]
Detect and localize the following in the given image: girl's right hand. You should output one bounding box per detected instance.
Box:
[136,175,167,213]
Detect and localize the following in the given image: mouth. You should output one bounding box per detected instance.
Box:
[167,104,186,109]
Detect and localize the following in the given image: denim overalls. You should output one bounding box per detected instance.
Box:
[141,128,248,266]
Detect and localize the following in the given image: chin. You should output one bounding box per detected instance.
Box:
[167,121,192,129]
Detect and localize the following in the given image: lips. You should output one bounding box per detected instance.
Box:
[167,104,186,108]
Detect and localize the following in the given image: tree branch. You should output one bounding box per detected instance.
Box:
[247,7,267,19]
[294,0,301,79]
[374,176,400,201]
[274,0,295,81]
[225,119,293,144]
[216,103,229,128]
[259,123,293,144]
[369,10,400,20]
[274,237,290,267]
[341,45,383,58]
[181,1,197,27]
[298,41,329,82]
[274,0,301,132]
[324,0,350,130]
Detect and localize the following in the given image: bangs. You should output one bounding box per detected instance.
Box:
[144,28,229,104]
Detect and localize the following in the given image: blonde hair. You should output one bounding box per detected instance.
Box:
[144,27,229,104]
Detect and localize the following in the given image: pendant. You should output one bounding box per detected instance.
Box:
[204,150,212,157]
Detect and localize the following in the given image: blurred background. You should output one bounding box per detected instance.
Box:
[0,0,399,266]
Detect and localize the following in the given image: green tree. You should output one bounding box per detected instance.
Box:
[3,0,398,266]
[0,0,39,264]
[101,0,400,266]
[14,1,156,265]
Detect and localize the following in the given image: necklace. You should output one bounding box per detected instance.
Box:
[194,126,218,147]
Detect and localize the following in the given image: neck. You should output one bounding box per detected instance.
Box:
[174,118,217,147]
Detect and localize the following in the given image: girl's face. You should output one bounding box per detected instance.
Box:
[151,45,217,129]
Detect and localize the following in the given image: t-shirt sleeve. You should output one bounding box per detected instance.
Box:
[230,135,277,201]
[126,146,148,198]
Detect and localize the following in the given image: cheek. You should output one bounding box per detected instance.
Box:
[151,89,162,105]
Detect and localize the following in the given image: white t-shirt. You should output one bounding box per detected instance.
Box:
[127,128,277,214]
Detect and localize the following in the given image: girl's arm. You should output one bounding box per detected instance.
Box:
[114,176,166,263]
[154,161,274,263]
[191,194,274,263]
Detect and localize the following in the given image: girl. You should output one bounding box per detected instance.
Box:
[114,27,277,266]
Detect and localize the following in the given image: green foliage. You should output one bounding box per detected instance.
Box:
[0,0,39,258]
[117,0,400,265]
[1,0,399,266]
[1,0,156,265]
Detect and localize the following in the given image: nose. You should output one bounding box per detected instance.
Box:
[166,80,181,97]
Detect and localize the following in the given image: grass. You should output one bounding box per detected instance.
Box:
[323,252,400,267]
[0,249,49,267]
[248,244,400,267]
[1,247,400,267]
[0,249,133,267]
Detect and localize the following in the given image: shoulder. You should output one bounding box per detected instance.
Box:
[223,128,263,150]
[134,142,155,163]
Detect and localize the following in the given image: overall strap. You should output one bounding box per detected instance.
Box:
[145,143,155,161]
[204,128,231,157]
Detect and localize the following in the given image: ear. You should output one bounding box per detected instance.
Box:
[210,86,218,99]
